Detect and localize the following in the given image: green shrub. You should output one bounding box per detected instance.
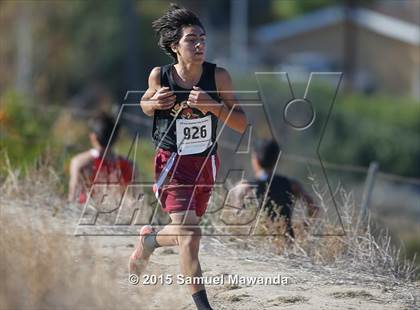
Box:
[0,90,59,172]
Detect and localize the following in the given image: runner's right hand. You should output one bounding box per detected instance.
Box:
[150,87,176,110]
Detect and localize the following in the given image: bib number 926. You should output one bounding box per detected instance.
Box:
[183,125,207,140]
[176,115,212,155]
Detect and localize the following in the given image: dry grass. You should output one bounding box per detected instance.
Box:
[0,155,137,309]
[207,177,419,282]
[1,155,418,309]
[0,218,121,309]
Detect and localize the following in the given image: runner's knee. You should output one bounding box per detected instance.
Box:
[177,227,201,249]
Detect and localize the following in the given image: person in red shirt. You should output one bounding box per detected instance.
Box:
[68,112,135,203]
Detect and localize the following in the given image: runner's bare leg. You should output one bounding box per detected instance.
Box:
[156,210,204,294]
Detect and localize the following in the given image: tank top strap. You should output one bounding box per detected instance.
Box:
[199,62,220,102]
[160,63,173,87]
[199,62,216,87]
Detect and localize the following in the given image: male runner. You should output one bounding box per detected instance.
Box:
[128,4,247,310]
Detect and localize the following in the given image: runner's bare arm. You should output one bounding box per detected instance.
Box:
[140,67,176,117]
[68,150,94,202]
[215,67,247,133]
[187,67,247,133]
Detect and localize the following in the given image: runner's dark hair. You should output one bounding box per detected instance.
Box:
[253,139,280,170]
[152,3,205,61]
[88,112,119,148]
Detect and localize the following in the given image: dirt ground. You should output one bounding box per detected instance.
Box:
[1,195,419,310]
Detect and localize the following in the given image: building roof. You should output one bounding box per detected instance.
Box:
[255,6,420,46]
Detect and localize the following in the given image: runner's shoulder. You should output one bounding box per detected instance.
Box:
[272,174,293,183]
[148,67,161,88]
[150,66,161,77]
[215,66,230,78]
[215,66,233,88]
[70,149,95,169]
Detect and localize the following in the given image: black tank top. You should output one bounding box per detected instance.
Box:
[255,174,295,236]
[152,61,220,156]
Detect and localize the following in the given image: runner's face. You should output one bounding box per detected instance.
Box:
[174,25,206,63]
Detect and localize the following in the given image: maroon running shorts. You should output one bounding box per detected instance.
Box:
[153,148,220,217]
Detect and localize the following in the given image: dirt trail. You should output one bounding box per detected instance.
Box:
[1,197,418,310]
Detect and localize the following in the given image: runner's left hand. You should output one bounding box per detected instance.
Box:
[187,86,220,114]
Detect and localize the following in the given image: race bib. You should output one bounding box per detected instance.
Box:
[176,115,212,155]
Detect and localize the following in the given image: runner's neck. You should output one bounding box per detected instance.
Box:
[173,62,203,89]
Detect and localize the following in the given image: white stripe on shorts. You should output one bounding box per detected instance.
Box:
[154,152,177,200]
[211,154,216,183]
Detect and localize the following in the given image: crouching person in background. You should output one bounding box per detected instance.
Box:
[68,112,136,204]
[230,139,319,240]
